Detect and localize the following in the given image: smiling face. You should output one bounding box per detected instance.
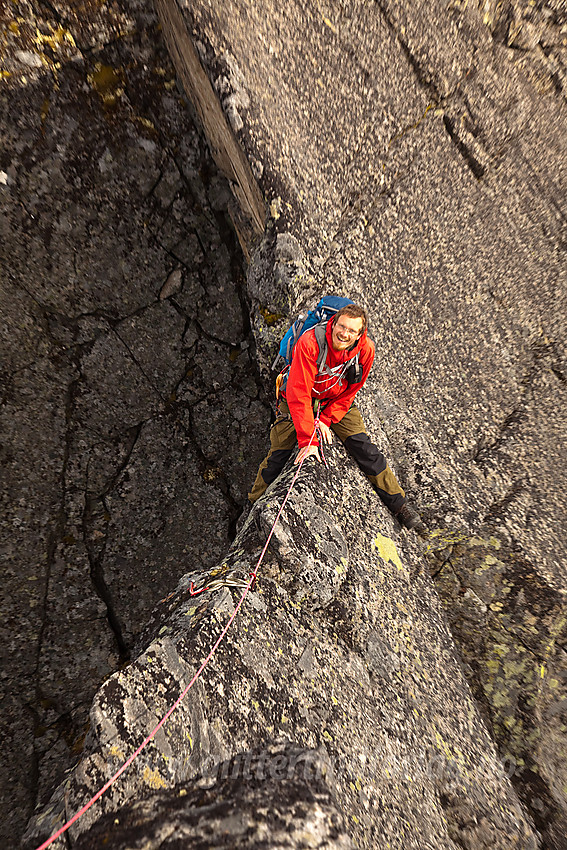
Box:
[331,315,364,351]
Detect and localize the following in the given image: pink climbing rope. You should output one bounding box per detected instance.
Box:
[35,422,321,850]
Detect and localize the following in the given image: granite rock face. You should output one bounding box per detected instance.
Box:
[161,0,566,842]
[24,454,538,849]
[6,0,567,848]
[0,0,268,843]
[75,742,353,850]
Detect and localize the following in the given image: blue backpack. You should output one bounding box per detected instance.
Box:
[272,296,363,395]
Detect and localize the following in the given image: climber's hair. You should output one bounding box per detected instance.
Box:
[333,304,368,334]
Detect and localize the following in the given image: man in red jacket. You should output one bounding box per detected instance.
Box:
[248,304,422,530]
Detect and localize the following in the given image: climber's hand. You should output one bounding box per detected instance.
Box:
[294,445,321,466]
[317,422,333,444]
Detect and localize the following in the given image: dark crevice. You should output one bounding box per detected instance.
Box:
[82,423,147,658]
[154,238,202,276]
[19,198,41,223]
[90,422,145,501]
[85,301,159,328]
[7,274,166,346]
[481,482,526,524]
[472,407,526,465]
[539,45,566,98]
[167,297,200,335]
[37,0,62,23]
[8,272,49,313]
[171,150,218,229]
[374,1,441,100]
[442,115,486,179]
[191,225,208,262]
[169,401,240,515]
[513,765,565,841]
[23,703,41,824]
[192,317,240,349]
[429,563,445,580]
[111,327,168,402]
[551,365,567,384]
[84,494,131,660]
[142,165,166,203]
[30,349,82,813]
[470,340,558,467]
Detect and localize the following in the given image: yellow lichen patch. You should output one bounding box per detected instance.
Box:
[143,766,168,789]
[87,63,124,106]
[258,305,284,325]
[34,24,76,52]
[422,527,468,554]
[109,745,125,759]
[373,533,403,571]
[269,197,282,219]
[322,16,338,35]
[468,536,491,547]
[132,115,158,136]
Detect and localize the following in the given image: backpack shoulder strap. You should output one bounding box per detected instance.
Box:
[313,323,328,372]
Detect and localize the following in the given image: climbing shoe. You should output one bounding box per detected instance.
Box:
[396,503,423,531]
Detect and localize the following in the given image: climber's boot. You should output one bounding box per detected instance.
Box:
[396,503,424,532]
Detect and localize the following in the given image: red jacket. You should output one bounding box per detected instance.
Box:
[283,318,374,447]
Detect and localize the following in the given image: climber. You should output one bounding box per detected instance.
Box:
[248,303,422,530]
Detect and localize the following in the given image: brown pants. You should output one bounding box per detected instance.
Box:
[248,400,405,513]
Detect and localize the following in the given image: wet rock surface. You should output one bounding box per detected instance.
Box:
[0,0,268,843]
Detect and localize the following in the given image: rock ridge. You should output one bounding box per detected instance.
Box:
[5,0,566,848]
[23,451,539,849]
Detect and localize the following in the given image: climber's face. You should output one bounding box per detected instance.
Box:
[331,316,364,351]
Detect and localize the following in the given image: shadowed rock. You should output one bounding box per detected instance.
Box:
[75,743,352,849]
[0,0,268,842]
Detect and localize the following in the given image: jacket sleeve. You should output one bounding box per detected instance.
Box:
[285,332,320,447]
[318,339,375,426]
